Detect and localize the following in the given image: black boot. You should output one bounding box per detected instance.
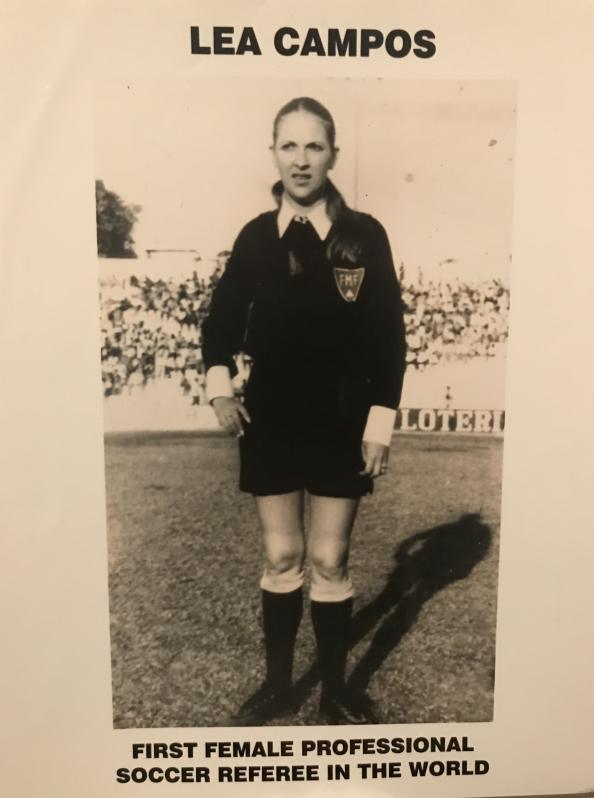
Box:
[231,588,302,725]
[311,597,378,725]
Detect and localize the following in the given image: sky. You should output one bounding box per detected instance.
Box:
[94,78,516,282]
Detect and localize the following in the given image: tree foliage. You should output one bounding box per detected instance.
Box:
[95,180,141,258]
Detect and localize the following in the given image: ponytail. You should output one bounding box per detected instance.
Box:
[272,178,363,266]
[324,181,363,266]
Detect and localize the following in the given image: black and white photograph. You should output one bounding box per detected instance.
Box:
[96,77,515,728]
[5,2,594,795]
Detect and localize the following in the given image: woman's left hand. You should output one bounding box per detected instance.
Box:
[360,441,390,479]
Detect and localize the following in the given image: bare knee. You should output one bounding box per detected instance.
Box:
[309,551,353,602]
[265,552,303,577]
[308,496,357,589]
[309,551,348,584]
[257,492,305,584]
[261,541,304,593]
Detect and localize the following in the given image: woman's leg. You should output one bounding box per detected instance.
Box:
[309,495,375,723]
[309,495,357,600]
[233,491,305,723]
[258,491,306,696]
[258,491,305,593]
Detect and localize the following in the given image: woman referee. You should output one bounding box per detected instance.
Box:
[201,97,406,725]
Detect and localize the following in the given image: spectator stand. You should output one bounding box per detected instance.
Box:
[99,256,509,433]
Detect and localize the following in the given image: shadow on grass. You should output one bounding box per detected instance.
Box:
[347,511,492,693]
[282,512,492,713]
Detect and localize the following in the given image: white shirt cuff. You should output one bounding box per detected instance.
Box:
[206,366,234,402]
[363,405,397,446]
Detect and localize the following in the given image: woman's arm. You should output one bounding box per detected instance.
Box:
[360,221,407,475]
[365,220,407,415]
[201,226,254,381]
[201,225,254,434]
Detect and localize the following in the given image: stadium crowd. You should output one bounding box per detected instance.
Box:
[401,277,509,369]
[100,267,509,398]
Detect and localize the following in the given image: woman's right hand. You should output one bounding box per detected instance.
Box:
[211,396,251,437]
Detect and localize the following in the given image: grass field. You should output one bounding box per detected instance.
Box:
[104,431,502,729]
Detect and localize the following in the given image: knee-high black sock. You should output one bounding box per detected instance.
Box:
[261,588,303,692]
[311,598,353,698]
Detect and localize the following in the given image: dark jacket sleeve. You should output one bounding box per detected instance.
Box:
[366,221,407,409]
[201,225,254,379]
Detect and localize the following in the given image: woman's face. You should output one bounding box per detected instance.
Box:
[272,110,336,206]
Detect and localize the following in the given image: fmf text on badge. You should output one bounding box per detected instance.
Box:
[334,267,365,302]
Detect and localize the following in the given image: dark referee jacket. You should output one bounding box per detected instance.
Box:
[201,208,406,426]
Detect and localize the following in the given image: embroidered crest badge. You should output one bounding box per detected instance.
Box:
[333,267,365,302]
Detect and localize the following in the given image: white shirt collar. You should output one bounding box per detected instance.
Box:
[277,194,332,241]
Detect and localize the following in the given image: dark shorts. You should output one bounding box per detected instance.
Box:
[239,366,373,499]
